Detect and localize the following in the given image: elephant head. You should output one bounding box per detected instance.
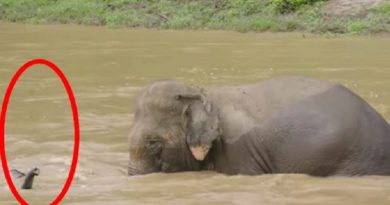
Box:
[128,80,221,175]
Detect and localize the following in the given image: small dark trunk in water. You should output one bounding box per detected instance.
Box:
[21,168,40,189]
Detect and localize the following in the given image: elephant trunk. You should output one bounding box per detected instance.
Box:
[21,168,39,189]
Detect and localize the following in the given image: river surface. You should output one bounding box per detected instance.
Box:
[0,22,389,205]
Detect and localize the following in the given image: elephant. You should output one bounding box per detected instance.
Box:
[10,168,40,189]
[128,76,390,176]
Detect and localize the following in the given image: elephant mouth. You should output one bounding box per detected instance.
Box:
[189,144,211,161]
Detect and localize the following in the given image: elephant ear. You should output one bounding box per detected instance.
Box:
[175,94,217,161]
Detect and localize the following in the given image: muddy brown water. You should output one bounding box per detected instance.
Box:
[0,22,389,205]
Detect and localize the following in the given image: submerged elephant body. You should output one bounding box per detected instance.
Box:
[128,76,390,176]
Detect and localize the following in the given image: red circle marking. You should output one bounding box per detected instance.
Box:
[0,59,80,205]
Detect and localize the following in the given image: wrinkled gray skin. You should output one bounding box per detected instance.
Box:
[128,76,390,176]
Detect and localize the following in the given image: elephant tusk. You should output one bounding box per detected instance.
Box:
[190,144,210,161]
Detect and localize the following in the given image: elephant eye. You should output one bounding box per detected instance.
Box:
[146,138,163,156]
[147,139,160,146]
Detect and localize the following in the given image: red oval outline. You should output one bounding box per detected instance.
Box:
[0,59,80,205]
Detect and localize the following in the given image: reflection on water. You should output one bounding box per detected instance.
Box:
[0,22,390,204]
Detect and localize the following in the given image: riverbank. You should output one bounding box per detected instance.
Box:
[0,0,389,34]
